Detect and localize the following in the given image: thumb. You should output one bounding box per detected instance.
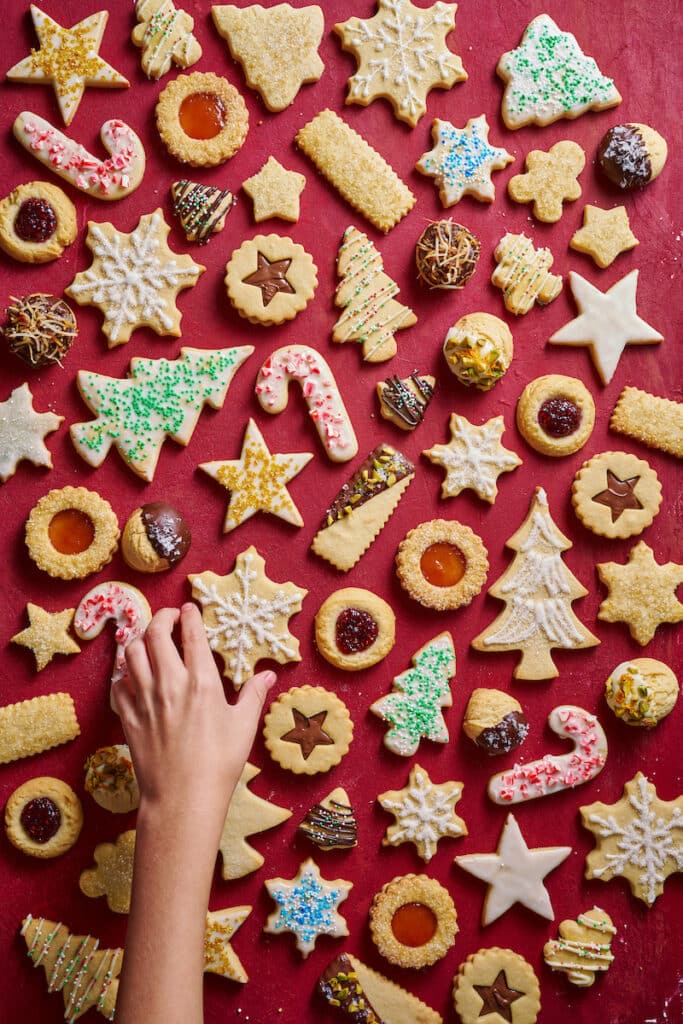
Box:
[236,669,277,726]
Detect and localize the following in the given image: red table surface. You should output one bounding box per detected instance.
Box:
[0,1,681,1022]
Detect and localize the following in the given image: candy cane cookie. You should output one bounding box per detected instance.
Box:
[255,345,358,462]
[488,705,607,804]
[13,112,145,200]
[74,583,151,708]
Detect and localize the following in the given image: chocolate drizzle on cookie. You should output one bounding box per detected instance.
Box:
[319,954,383,1024]
[476,711,529,756]
[597,125,651,189]
[415,220,480,290]
[3,293,77,368]
[379,372,434,428]
[299,793,358,850]
[171,179,234,244]
[320,445,414,530]
[140,502,191,566]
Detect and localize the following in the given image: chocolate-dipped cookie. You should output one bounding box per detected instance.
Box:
[463,688,529,756]
[597,123,667,190]
[121,502,191,573]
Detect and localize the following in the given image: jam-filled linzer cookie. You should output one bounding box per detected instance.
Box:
[264,684,353,775]
[396,519,488,611]
[516,375,595,457]
[25,486,119,580]
[156,71,249,166]
[0,182,76,264]
[453,947,541,1024]
[314,588,395,671]
[369,874,458,969]
[3,294,78,369]
[5,777,83,859]
[572,451,662,539]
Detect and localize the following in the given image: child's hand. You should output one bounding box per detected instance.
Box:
[112,603,276,825]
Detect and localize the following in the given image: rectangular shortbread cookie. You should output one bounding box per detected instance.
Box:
[296,109,415,232]
[610,386,683,459]
[0,692,80,764]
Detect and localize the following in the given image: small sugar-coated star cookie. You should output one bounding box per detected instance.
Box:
[11,604,81,672]
[242,156,306,223]
[570,205,639,269]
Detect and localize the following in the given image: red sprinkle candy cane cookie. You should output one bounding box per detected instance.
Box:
[13,112,145,200]
[74,583,151,708]
[255,345,358,462]
[488,705,607,804]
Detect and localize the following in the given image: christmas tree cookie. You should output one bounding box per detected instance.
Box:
[171,180,235,244]
[218,763,291,880]
[472,487,598,680]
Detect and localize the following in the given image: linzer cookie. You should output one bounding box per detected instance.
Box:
[544,908,616,987]
[597,123,667,189]
[0,182,76,264]
[0,693,80,766]
[2,294,77,368]
[516,375,595,457]
[333,226,416,362]
[453,947,541,1024]
[572,451,662,539]
[378,764,467,862]
[296,109,415,232]
[0,384,63,483]
[171,180,235,244]
[492,233,563,315]
[462,689,528,757]
[311,445,414,571]
[314,588,395,671]
[377,372,435,430]
[415,220,480,290]
[610,386,683,458]
[416,115,513,205]
[319,952,443,1024]
[264,685,353,775]
[132,0,202,79]
[298,788,358,850]
[395,520,488,611]
[225,235,317,326]
[121,502,191,573]
[25,486,119,580]
[369,874,458,968]
[155,71,249,166]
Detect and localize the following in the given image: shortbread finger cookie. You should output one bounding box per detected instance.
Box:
[265,858,352,958]
[370,874,458,968]
[454,947,541,1024]
[570,205,639,269]
[492,233,563,315]
[0,693,80,766]
[508,141,585,222]
[314,589,395,671]
[423,413,521,503]
[597,123,667,189]
[377,371,435,430]
[572,451,662,539]
[605,659,679,728]
[497,14,621,129]
[379,764,466,862]
[132,0,202,79]
[25,486,119,580]
[0,182,76,264]
[417,116,513,205]
[264,685,353,775]
[443,312,513,390]
[171,180,235,244]
[319,953,443,1024]
[225,235,317,326]
[0,384,63,483]
[79,830,136,914]
[544,907,616,987]
[5,777,83,859]
[610,386,683,458]
[11,604,80,672]
[396,520,488,611]
[597,542,683,645]
[156,71,249,166]
[3,294,78,368]
[462,689,528,756]
[516,375,595,457]
[14,113,145,200]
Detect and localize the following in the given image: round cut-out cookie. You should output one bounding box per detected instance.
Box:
[25,486,119,580]
[226,235,317,326]
[5,777,83,859]
[156,71,248,166]
[264,685,353,775]
[453,947,541,1024]
[572,451,661,539]
[396,519,488,611]
[369,874,458,968]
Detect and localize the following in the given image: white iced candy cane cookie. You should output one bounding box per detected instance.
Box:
[255,345,358,462]
[488,705,607,804]
[74,582,151,709]
[13,112,146,200]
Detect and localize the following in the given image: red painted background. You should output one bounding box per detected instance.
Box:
[0,2,681,1022]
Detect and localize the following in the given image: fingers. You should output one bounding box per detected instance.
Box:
[124,636,153,692]
[180,603,219,683]
[236,669,277,727]
[144,607,183,688]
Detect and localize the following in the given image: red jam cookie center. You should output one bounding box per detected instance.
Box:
[48,509,96,555]
[420,542,466,587]
[14,198,58,243]
[179,92,227,139]
[537,396,582,438]
[391,902,438,947]
[20,797,61,843]
[335,608,379,654]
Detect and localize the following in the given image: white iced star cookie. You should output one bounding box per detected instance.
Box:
[0,384,63,483]
[7,6,129,126]
[416,115,513,205]
[204,906,251,983]
[497,14,621,129]
[423,413,521,504]
[199,418,312,532]
[549,269,663,385]
[455,813,571,924]
[264,858,352,958]
[378,763,467,862]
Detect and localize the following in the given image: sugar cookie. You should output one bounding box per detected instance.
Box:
[25,486,119,580]
[314,588,395,671]
[0,383,62,483]
[572,450,661,539]
[0,182,76,264]
[379,764,466,862]
[610,386,683,459]
[454,947,541,1024]
[0,693,80,766]
[570,205,638,269]
[508,140,585,222]
[377,371,435,430]
[11,604,80,672]
[264,685,353,775]
[264,858,352,958]
[492,233,563,315]
[242,156,306,223]
[319,952,443,1024]
[416,115,513,205]
[544,907,616,987]
[597,542,683,645]
[79,830,136,914]
[443,312,513,390]
[396,519,488,611]
[369,874,457,968]
[156,71,249,166]
[604,658,679,728]
[516,375,595,457]
[423,413,521,503]
[218,762,291,880]
[5,777,83,859]
[74,581,152,691]
[597,123,667,189]
[225,235,317,326]
[132,0,202,80]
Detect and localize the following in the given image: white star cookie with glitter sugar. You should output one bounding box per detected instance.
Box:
[423,413,521,503]
[264,857,352,958]
[416,115,513,205]
[0,384,63,483]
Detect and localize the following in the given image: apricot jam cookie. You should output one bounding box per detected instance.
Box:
[0,181,76,264]
[25,486,119,580]
[264,685,353,775]
[5,777,83,859]
[572,451,662,540]
[369,874,458,969]
[453,947,541,1024]
[516,375,595,457]
[156,71,248,166]
[314,588,395,671]
[396,520,488,611]
[225,234,317,326]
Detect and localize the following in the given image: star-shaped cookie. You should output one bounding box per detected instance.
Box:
[335,0,467,127]
[199,418,312,532]
[66,210,204,347]
[416,115,513,205]
[507,140,585,222]
[423,413,521,503]
[597,541,683,645]
[549,270,663,385]
[11,604,81,672]
[204,906,251,982]
[378,763,467,862]
[0,384,63,483]
[242,157,306,223]
[570,205,639,269]
[455,813,571,924]
[7,6,128,126]
[264,858,352,958]
[212,3,324,111]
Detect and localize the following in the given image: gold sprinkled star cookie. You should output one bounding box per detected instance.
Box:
[242,156,306,223]
[335,0,467,127]
[416,115,513,205]
[199,417,312,532]
[204,907,251,983]
[423,413,521,504]
[11,604,81,672]
[0,383,63,483]
[378,763,467,862]
[597,541,683,645]
[7,5,129,126]
[570,205,639,269]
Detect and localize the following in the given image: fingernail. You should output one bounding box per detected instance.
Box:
[181,602,195,612]
[263,671,277,685]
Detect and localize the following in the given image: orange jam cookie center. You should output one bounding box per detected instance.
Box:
[179,92,227,139]
[420,542,466,587]
[391,902,438,947]
[48,509,95,555]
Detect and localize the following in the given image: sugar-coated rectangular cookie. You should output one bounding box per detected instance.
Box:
[0,693,80,764]
[610,386,683,459]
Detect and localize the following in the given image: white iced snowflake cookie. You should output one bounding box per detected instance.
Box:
[423,413,521,503]
[378,763,467,862]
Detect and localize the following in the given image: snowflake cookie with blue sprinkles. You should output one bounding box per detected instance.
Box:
[264,858,352,957]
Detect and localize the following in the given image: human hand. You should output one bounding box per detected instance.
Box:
[112,603,276,828]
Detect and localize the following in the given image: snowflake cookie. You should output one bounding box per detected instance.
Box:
[264,858,352,958]
[335,0,467,128]
[423,413,521,503]
[580,772,683,906]
[378,763,467,862]
[189,547,307,688]
[416,115,513,205]
[596,542,683,645]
